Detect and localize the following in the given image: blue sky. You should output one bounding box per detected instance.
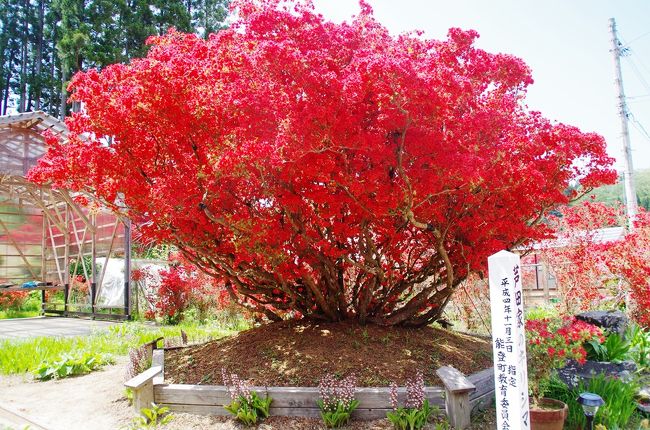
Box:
[313,0,650,171]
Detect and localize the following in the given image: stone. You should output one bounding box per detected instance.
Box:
[557,359,637,389]
[576,310,628,336]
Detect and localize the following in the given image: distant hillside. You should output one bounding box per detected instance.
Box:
[581,169,650,210]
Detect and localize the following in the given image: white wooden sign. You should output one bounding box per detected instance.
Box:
[488,250,530,430]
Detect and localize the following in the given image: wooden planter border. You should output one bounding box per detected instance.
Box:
[125,348,494,429]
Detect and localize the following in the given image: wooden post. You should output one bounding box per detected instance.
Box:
[125,366,163,413]
[63,204,69,316]
[436,366,475,430]
[41,289,46,315]
[143,337,163,363]
[63,284,69,316]
[91,213,96,317]
[124,217,132,319]
[541,260,550,303]
[41,206,46,315]
[152,348,165,385]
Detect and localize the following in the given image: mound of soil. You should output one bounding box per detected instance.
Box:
[165,320,492,387]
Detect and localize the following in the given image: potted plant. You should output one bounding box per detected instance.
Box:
[526,317,603,430]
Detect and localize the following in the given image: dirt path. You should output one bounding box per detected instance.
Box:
[0,358,133,430]
[0,359,392,430]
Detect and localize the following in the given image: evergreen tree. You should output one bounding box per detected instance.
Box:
[0,0,230,117]
[188,0,229,38]
[1,0,22,114]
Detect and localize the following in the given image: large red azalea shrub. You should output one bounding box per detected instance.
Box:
[28,0,616,326]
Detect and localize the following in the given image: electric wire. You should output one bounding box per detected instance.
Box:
[629,111,650,144]
[621,30,650,48]
[624,55,650,96]
[628,94,650,99]
[618,33,650,145]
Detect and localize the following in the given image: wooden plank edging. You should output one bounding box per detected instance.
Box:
[142,348,495,421]
[153,384,446,409]
[437,366,476,394]
[125,366,162,389]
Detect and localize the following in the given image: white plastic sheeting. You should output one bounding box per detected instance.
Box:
[96,257,125,307]
[135,262,167,314]
[95,257,167,308]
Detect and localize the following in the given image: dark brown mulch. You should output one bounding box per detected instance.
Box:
[165,320,492,387]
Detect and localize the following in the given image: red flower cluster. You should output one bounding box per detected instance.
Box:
[527,317,601,364]
[144,256,231,323]
[0,291,29,311]
[526,317,602,404]
[541,203,650,327]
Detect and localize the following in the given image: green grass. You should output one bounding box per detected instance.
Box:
[0,290,44,320]
[546,375,643,430]
[0,310,40,319]
[0,318,248,376]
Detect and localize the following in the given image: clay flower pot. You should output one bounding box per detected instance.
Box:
[530,398,568,430]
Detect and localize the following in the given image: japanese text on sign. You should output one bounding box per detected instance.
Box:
[488,250,530,430]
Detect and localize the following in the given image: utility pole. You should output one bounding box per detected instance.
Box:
[609,18,638,223]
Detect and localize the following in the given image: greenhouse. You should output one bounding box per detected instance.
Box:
[0,111,131,319]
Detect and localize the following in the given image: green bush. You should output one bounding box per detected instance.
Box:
[387,400,434,430]
[628,325,650,372]
[546,374,641,430]
[224,391,272,426]
[127,403,174,429]
[317,398,360,428]
[525,305,560,321]
[34,352,115,380]
[69,255,102,280]
[22,291,41,312]
[586,333,631,363]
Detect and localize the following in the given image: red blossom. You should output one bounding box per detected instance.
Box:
[0,292,29,311]
[146,256,231,323]
[539,202,650,327]
[526,316,602,404]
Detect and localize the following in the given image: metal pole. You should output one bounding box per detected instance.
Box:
[609,18,638,224]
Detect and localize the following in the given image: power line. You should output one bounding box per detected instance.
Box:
[629,111,650,143]
[632,53,650,77]
[621,30,650,47]
[619,32,650,95]
[623,55,650,95]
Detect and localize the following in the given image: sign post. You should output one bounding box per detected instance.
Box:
[488,250,530,430]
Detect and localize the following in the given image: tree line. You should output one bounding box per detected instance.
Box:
[585,169,650,211]
[0,0,229,118]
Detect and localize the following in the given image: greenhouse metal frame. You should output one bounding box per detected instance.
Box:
[0,111,131,320]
